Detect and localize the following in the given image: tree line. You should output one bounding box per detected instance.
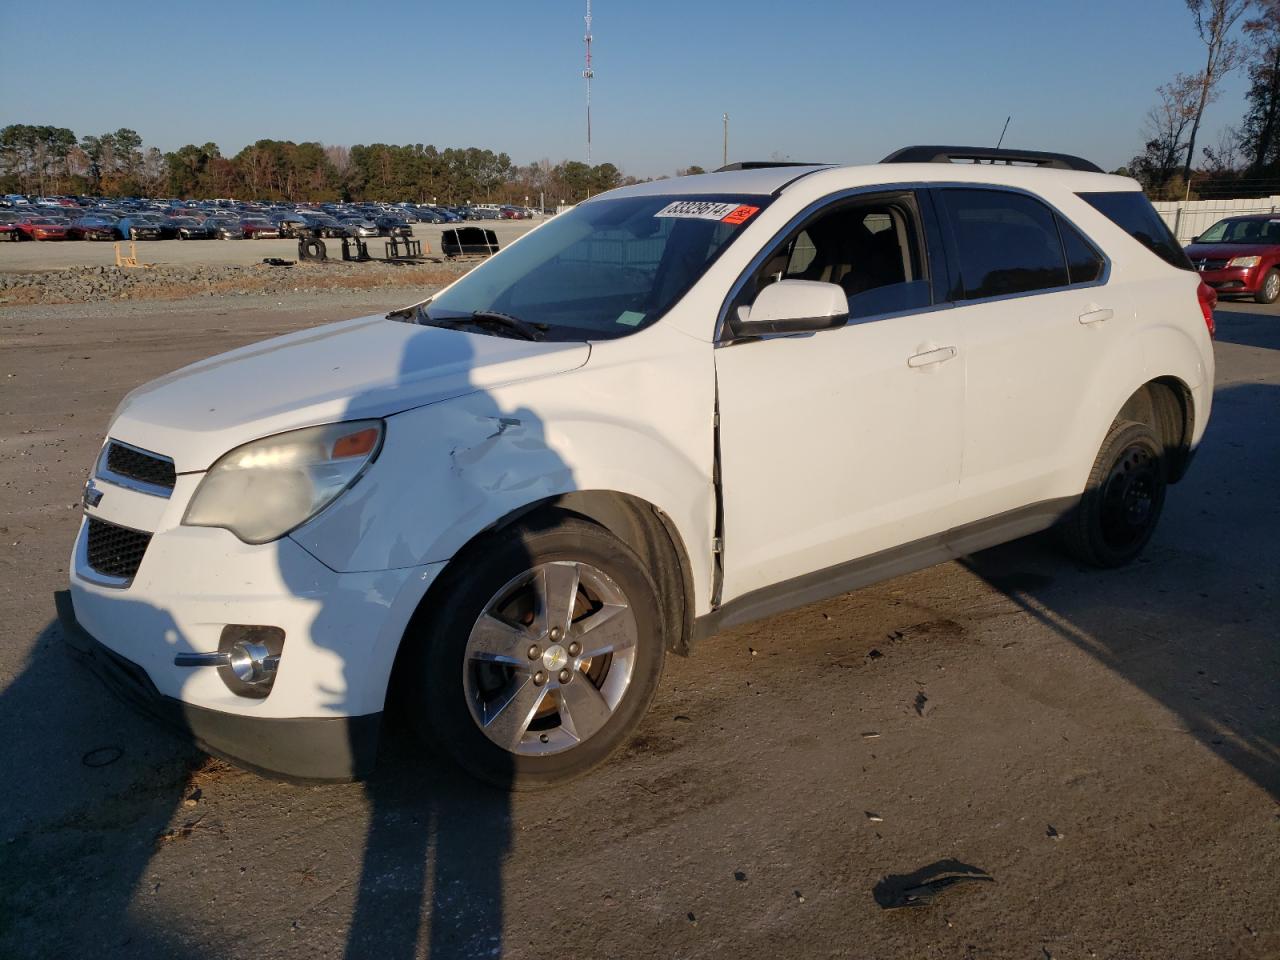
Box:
[1124,0,1280,198]
[0,125,646,205]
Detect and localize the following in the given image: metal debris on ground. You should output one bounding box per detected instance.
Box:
[872,860,995,910]
[81,745,123,767]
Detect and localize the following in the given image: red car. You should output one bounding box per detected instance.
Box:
[15,215,73,241]
[240,217,280,239]
[1184,213,1280,304]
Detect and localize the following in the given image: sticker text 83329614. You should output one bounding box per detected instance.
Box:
[655,201,760,225]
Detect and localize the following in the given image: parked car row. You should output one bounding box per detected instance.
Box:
[0,193,541,242]
[0,208,417,242]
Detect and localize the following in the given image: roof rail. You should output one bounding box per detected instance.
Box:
[715,161,825,172]
[880,145,1103,174]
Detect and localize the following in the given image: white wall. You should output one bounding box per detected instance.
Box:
[1154,196,1280,243]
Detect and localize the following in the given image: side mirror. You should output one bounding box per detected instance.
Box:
[731,279,849,338]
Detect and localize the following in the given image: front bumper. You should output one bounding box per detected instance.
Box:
[66,482,446,779]
[57,591,380,781]
[1198,266,1260,293]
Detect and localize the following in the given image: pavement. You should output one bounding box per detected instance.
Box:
[0,293,1276,960]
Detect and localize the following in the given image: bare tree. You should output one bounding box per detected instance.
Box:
[139,147,167,196]
[1202,125,1244,173]
[324,144,351,176]
[1182,0,1254,181]
[1150,74,1203,175]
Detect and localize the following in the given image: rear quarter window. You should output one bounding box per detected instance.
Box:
[1078,191,1193,272]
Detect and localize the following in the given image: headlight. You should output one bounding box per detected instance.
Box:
[1228,255,1262,268]
[183,420,383,544]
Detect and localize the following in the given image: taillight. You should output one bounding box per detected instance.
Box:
[1197,280,1217,338]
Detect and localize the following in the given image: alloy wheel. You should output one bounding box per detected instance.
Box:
[462,560,638,756]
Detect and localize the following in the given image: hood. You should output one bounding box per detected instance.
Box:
[1184,242,1277,259]
[110,315,590,471]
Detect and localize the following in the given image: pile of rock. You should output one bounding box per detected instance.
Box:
[0,260,471,306]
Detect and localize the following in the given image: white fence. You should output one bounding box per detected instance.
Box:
[1153,196,1280,243]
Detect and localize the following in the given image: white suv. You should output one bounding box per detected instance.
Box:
[60,146,1216,787]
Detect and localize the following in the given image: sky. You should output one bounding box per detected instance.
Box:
[0,0,1257,178]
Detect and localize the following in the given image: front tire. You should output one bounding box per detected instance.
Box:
[1255,268,1280,304]
[1061,420,1167,568]
[404,515,665,789]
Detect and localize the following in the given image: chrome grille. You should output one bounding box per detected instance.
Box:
[86,517,152,582]
[103,440,175,492]
[1193,258,1229,271]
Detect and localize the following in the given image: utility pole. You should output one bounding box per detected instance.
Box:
[583,1,594,165]
[723,113,729,167]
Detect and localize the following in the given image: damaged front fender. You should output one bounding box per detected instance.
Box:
[288,322,718,615]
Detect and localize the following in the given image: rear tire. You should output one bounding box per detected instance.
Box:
[402,515,665,790]
[1254,268,1280,304]
[1061,420,1167,568]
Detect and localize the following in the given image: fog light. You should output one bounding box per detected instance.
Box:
[228,641,278,684]
[172,626,284,697]
[220,625,285,699]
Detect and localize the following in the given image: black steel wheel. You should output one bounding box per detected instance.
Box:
[1061,419,1167,568]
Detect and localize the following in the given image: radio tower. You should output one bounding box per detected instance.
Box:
[583,0,594,165]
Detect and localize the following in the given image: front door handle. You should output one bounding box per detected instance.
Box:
[1078,308,1113,325]
[907,345,957,368]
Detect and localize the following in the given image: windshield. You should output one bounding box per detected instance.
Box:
[423,193,770,340]
[1197,217,1280,244]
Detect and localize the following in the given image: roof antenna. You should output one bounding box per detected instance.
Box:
[996,116,1011,150]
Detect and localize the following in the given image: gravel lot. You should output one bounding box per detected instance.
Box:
[0,290,1276,960]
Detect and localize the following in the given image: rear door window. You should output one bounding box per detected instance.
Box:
[937,188,1069,299]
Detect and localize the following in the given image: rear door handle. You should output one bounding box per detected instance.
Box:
[1078,308,1113,325]
[907,345,957,368]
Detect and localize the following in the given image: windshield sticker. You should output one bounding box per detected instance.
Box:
[654,200,760,224]
[721,204,760,225]
[615,310,646,327]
